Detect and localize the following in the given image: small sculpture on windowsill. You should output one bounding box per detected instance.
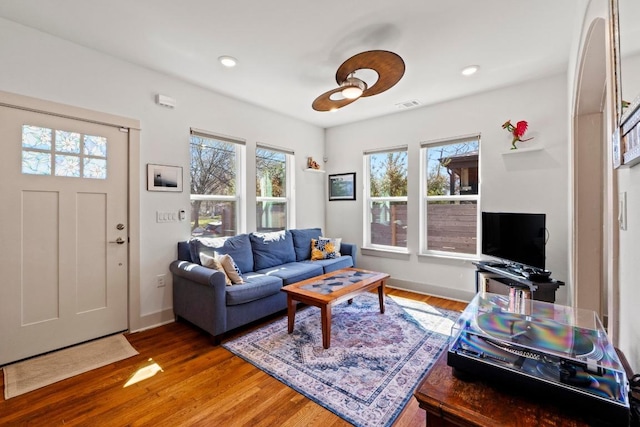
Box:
[502,120,534,150]
[307,157,321,170]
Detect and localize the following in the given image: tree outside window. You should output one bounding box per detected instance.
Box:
[189,133,240,237]
[423,137,479,255]
[366,149,408,249]
[256,146,289,231]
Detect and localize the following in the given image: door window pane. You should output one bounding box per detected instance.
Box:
[21,125,107,179]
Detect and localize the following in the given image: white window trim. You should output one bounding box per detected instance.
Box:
[255,144,294,230]
[363,149,409,253]
[189,129,245,234]
[420,136,480,258]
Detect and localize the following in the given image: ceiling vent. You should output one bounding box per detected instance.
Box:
[395,99,421,110]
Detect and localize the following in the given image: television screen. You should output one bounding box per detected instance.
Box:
[481,212,546,269]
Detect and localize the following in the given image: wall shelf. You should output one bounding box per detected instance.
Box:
[304,168,325,173]
[501,146,543,155]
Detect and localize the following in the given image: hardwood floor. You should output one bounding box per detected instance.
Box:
[0,289,466,426]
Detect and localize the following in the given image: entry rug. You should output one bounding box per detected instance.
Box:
[223,294,460,427]
[3,334,138,399]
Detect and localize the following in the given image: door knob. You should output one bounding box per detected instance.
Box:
[109,237,126,245]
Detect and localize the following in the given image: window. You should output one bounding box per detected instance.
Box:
[256,144,292,232]
[189,129,244,237]
[22,125,107,179]
[364,147,408,250]
[421,135,480,256]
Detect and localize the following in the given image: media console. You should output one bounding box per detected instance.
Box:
[474,261,564,303]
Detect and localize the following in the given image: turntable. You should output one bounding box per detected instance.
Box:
[448,292,630,425]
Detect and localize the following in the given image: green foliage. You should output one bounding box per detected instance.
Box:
[256,148,285,197]
[370,151,407,197]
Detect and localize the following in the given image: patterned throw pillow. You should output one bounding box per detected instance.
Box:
[320,236,341,254]
[199,252,232,286]
[217,254,244,284]
[310,238,341,260]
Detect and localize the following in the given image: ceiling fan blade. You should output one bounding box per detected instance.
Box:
[336,50,405,97]
[312,87,358,112]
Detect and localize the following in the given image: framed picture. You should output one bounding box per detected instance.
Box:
[147,164,183,192]
[328,172,356,201]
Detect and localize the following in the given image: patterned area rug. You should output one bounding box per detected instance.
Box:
[223,293,460,427]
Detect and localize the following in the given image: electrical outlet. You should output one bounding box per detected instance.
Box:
[156,274,166,288]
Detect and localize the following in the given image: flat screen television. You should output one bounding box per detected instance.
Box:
[481,212,546,269]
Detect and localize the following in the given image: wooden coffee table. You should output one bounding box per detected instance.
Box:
[282,268,390,349]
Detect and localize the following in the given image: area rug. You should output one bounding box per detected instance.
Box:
[3,334,138,399]
[223,293,460,427]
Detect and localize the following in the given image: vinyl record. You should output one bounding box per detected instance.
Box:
[476,313,597,359]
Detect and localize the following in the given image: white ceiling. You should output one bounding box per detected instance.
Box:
[0,0,584,128]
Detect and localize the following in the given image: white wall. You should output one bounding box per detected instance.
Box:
[618,30,640,372]
[0,18,325,329]
[325,74,570,304]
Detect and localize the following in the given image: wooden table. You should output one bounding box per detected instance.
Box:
[281,268,389,349]
[413,350,593,427]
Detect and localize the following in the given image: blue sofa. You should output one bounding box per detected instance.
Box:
[169,228,356,343]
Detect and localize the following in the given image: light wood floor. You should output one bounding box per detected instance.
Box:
[0,288,467,426]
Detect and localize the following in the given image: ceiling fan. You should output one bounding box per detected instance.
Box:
[312,50,405,112]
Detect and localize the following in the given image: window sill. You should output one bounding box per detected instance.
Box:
[417,252,480,264]
[361,247,411,260]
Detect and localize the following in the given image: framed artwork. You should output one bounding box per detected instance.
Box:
[328,172,356,201]
[147,163,183,192]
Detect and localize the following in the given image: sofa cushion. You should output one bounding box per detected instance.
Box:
[303,255,353,274]
[290,228,322,261]
[189,234,254,273]
[311,238,341,260]
[225,273,283,306]
[250,230,296,271]
[255,262,323,286]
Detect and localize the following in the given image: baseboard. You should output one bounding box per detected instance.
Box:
[130,308,175,333]
[386,277,474,303]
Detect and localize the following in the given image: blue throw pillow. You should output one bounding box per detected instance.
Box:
[189,234,254,273]
[290,228,322,261]
[250,230,296,270]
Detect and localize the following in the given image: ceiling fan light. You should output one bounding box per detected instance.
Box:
[341,86,363,99]
[340,76,367,99]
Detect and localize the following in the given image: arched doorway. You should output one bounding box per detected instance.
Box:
[572,17,618,340]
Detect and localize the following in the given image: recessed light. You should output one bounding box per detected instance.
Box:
[218,56,238,68]
[461,65,479,76]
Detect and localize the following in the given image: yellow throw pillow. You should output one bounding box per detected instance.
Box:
[217,254,244,284]
[311,238,341,260]
[199,252,232,286]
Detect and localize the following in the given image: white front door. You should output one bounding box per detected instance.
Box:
[0,104,129,365]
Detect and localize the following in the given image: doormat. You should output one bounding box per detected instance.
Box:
[3,334,138,399]
[223,293,459,427]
